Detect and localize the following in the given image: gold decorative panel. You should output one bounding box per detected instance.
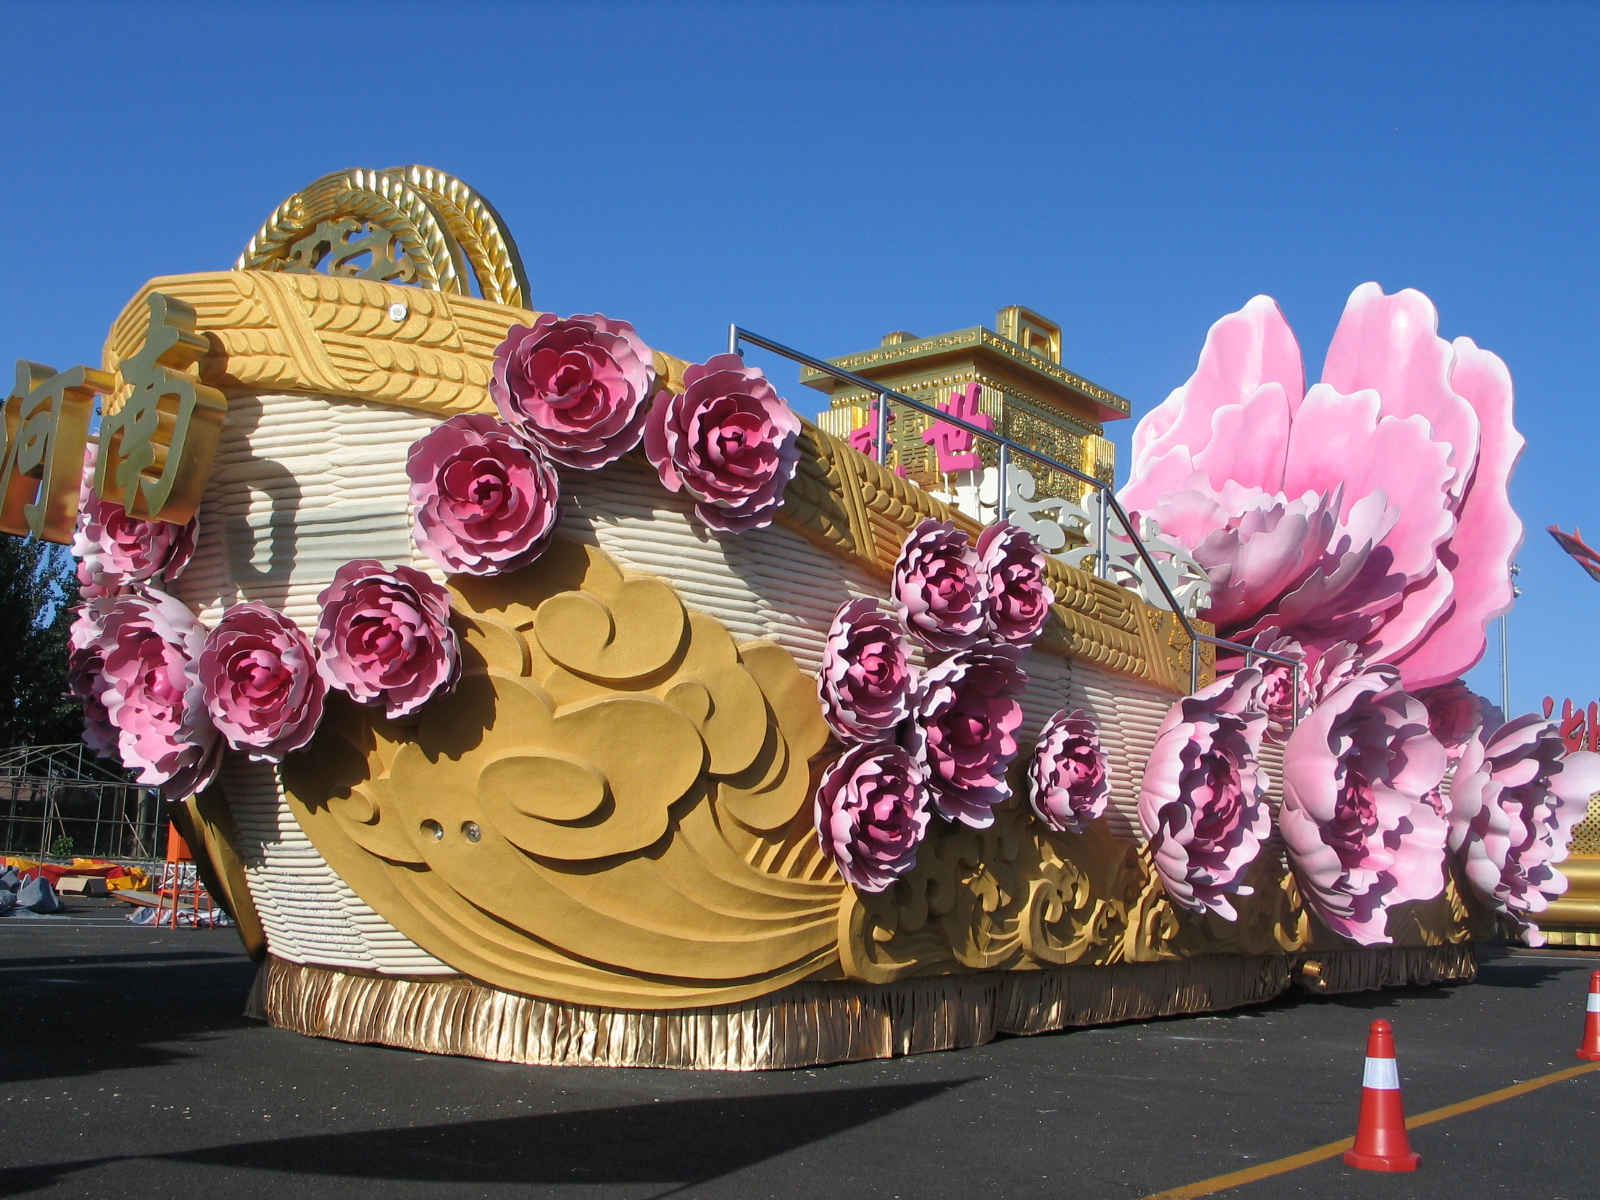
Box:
[279,541,840,1010]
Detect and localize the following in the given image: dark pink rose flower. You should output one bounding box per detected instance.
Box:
[1448,713,1600,946]
[977,521,1051,647]
[200,603,326,762]
[1137,669,1271,919]
[644,354,802,534]
[1280,663,1449,945]
[72,446,196,599]
[818,599,915,743]
[814,741,931,892]
[67,600,118,759]
[96,589,220,799]
[491,313,656,470]
[1414,679,1491,760]
[1028,708,1111,834]
[407,414,562,576]
[314,560,460,719]
[892,519,988,653]
[909,644,1027,828]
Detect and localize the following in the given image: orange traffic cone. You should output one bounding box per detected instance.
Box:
[1578,970,1600,1062]
[1342,1018,1421,1172]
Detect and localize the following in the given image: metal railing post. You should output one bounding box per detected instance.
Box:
[873,390,889,467]
[1095,484,1111,581]
[996,444,1010,523]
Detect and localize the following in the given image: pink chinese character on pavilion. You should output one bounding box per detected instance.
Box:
[922,382,993,474]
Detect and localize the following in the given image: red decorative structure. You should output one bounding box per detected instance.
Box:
[921,382,993,474]
[1543,696,1599,754]
[1549,525,1600,584]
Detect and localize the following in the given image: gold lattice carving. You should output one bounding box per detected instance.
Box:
[236,166,531,308]
[279,540,840,1010]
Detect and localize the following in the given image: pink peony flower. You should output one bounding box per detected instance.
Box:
[1120,285,1524,691]
[977,521,1051,647]
[407,413,562,576]
[814,741,932,891]
[200,603,326,762]
[72,446,196,599]
[1137,670,1271,919]
[490,313,656,470]
[67,601,118,759]
[96,589,219,799]
[1447,714,1600,946]
[1238,629,1307,743]
[1414,679,1492,760]
[314,560,460,719]
[644,354,802,534]
[1280,663,1449,945]
[818,599,915,743]
[1027,709,1110,834]
[892,519,988,653]
[909,644,1026,828]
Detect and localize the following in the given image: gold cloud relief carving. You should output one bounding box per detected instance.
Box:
[280,541,839,1010]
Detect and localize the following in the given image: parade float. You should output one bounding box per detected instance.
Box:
[8,166,1597,1069]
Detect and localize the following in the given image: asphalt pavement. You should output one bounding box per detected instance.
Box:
[1,908,1596,1200]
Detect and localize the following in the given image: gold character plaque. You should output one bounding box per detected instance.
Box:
[0,360,113,543]
[96,293,227,524]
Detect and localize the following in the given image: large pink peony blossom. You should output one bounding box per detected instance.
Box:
[1120,285,1524,691]
[1447,714,1600,946]
[200,602,326,762]
[96,590,219,799]
[818,599,915,743]
[1137,670,1271,919]
[314,560,460,719]
[1280,663,1449,944]
[814,741,931,892]
[66,601,118,759]
[909,644,1026,828]
[407,413,562,576]
[1027,708,1110,834]
[644,354,802,534]
[491,313,656,470]
[72,447,196,599]
[977,521,1051,647]
[892,519,988,653]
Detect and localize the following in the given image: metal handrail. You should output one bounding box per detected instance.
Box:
[730,325,1304,709]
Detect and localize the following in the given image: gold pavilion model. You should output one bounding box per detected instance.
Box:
[807,306,1128,501]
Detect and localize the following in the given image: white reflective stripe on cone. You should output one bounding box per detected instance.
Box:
[1362,1057,1401,1090]
[1588,992,1600,1013]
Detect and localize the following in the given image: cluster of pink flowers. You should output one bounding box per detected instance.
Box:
[814,519,1054,891]
[416,317,803,579]
[1110,285,1600,944]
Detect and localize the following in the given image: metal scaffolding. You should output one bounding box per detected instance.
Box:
[0,744,164,863]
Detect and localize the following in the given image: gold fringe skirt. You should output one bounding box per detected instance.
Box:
[246,944,1476,1071]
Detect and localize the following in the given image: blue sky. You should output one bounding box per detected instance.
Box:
[2,0,1595,714]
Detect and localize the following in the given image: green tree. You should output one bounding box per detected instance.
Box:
[0,536,83,747]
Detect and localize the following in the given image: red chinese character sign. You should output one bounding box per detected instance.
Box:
[921,382,993,474]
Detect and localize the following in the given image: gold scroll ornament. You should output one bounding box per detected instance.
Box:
[0,361,111,542]
[280,540,840,1010]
